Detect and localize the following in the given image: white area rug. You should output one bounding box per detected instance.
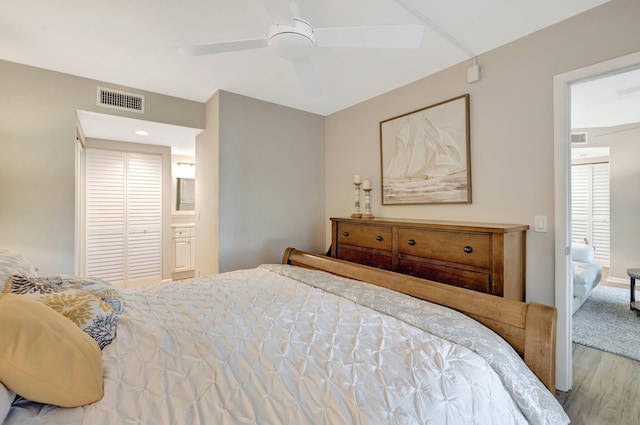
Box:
[572,284,640,362]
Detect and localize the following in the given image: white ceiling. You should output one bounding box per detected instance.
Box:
[1,0,610,117]
[3,0,622,155]
[77,111,203,156]
[571,67,640,128]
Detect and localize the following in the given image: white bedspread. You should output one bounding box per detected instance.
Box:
[6,265,569,425]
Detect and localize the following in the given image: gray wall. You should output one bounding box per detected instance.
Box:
[0,60,204,275]
[2,0,639,288]
[195,92,220,276]
[217,91,326,272]
[324,0,640,306]
[0,60,325,278]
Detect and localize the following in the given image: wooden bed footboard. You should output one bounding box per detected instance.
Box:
[282,247,557,392]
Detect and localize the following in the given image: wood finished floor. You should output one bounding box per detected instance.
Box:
[599,267,629,290]
[558,268,640,424]
[557,345,640,424]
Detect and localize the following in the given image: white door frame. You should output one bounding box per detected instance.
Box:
[553,50,640,391]
[74,130,86,276]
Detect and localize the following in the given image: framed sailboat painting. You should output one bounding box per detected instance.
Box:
[380,94,471,205]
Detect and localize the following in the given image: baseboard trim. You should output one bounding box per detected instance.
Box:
[607,276,629,285]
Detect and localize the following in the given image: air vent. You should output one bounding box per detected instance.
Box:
[97,87,144,113]
[571,132,588,144]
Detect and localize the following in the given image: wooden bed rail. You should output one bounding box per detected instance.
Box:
[282,247,557,392]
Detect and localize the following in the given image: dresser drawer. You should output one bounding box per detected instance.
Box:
[330,217,527,301]
[398,228,490,269]
[337,223,393,251]
[336,246,393,270]
[398,259,491,294]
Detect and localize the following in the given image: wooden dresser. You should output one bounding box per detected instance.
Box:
[330,217,529,301]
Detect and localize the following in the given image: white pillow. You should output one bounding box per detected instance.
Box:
[0,249,37,292]
[571,243,595,264]
[0,381,15,423]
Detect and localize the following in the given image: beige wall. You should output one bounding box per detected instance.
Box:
[325,0,640,305]
[217,91,326,272]
[0,59,204,275]
[610,125,640,280]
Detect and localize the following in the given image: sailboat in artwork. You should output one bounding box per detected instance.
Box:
[385,113,465,181]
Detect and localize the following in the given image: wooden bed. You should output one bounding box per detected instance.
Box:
[2,247,566,424]
[283,247,557,392]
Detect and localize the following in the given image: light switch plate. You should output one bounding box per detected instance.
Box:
[534,216,548,233]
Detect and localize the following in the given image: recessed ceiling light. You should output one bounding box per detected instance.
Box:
[135,130,149,136]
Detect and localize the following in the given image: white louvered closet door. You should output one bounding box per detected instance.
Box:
[85,148,162,288]
[571,162,610,267]
[126,152,162,286]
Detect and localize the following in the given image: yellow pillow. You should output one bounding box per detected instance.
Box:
[0,294,104,407]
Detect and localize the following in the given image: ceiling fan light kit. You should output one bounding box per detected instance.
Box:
[268,19,315,60]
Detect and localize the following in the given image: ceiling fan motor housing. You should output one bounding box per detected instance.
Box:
[268,19,316,60]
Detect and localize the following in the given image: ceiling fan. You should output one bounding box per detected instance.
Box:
[177,0,425,96]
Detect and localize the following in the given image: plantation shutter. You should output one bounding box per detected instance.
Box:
[85,148,162,287]
[591,163,610,266]
[571,165,589,243]
[571,162,610,267]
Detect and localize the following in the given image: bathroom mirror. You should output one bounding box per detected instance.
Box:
[177,178,195,211]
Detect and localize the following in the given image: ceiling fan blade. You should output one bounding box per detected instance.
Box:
[314,24,425,49]
[262,0,294,24]
[177,38,268,56]
[291,58,323,96]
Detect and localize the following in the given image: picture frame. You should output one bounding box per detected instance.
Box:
[379,94,471,205]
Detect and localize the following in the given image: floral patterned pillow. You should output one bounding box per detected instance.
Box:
[5,275,118,350]
[44,275,124,314]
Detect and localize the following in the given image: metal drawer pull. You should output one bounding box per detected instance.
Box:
[463,245,473,253]
[343,231,349,237]
[408,239,416,246]
[376,235,383,241]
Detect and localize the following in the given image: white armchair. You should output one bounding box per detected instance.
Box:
[572,242,602,314]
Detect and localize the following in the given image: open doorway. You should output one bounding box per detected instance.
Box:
[569,68,640,357]
[554,51,640,391]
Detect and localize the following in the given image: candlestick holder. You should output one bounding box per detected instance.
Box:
[362,188,374,218]
[351,182,362,218]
